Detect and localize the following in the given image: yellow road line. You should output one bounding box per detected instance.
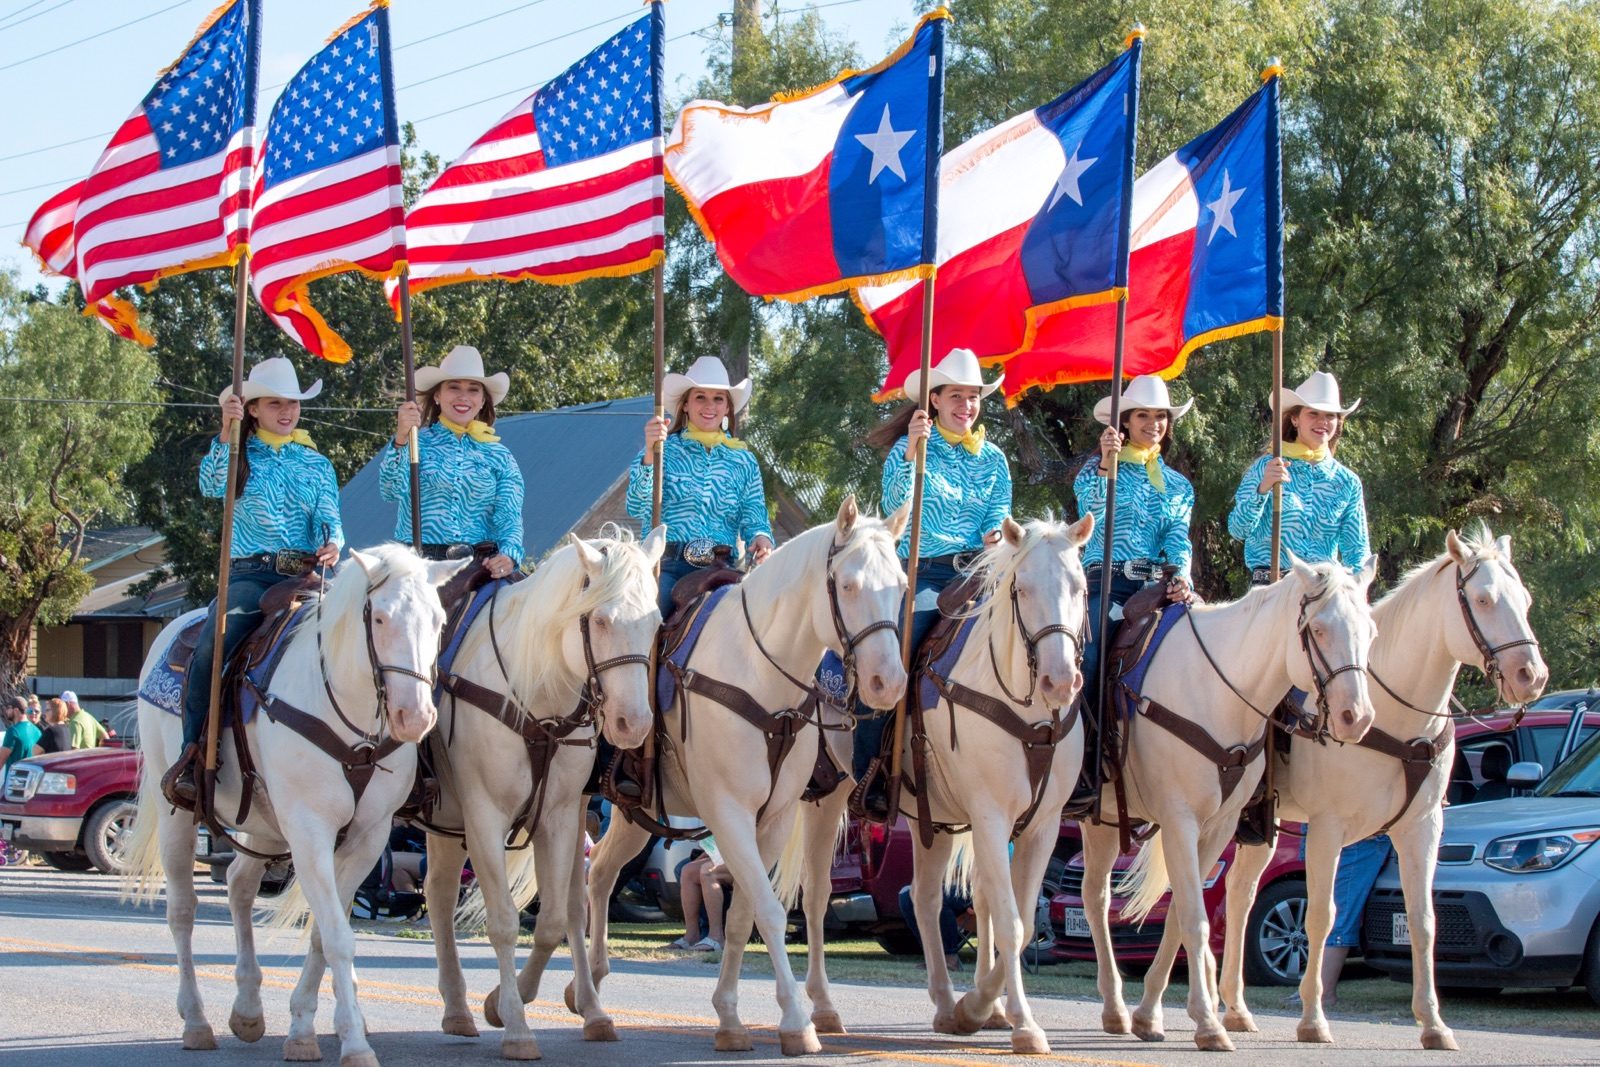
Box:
[0,934,1160,1067]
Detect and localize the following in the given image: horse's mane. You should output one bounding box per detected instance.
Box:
[492,525,658,719]
[1375,521,1502,631]
[1189,558,1352,631]
[739,510,901,608]
[962,518,1083,669]
[315,542,433,672]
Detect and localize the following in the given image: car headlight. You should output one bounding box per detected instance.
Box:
[1483,827,1600,873]
[35,772,76,795]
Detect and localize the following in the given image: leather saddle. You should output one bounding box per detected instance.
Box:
[166,573,326,718]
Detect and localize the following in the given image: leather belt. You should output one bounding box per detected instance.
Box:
[1087,558,1160,582]
[232,551,315,577]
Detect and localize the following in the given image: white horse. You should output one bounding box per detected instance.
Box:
[420,528,664,1060]
[581,496,909,1056]
[126,545,462,1067]
[1196,525,1547,1048]
[1084,557,1378,1052]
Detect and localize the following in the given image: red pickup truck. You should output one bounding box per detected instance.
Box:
[0,744,140,875]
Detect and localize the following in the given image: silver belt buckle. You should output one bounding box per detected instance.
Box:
[681,537,718,567]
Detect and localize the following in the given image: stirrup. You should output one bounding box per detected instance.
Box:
[847,757,892,823]
[161,743,200,812]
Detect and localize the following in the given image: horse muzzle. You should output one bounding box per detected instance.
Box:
[388,702,437,744]
[1040,667,1082,708]
[600,696,653,751]
[1497,647,1549,706]
[857,656,908,712]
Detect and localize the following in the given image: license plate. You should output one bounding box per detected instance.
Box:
[196,830,212,857]
[0,821,13,842]
[1060,907,1091,938]
[1392,912,1411,946]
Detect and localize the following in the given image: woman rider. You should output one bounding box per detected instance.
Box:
[383,345,524,579]
[855,348,1013,818]
[1228,370,1376,999]
[173,358,343,804]
[1074,374,1195,718]
[627,355,774,615]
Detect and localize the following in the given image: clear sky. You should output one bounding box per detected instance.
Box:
[0,0,917,294]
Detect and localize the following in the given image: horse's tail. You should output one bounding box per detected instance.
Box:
[943,831,975,896]
[260,878,314,942]
[120,729,168,906]
[1117,830,1170,926]
[772,802,844,911]
[455,843,540,932]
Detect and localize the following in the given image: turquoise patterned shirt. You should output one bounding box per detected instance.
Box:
[626,432,773,546]
[1073,456,1194,578]
[200,435,345,558]
[1229,453,1369,571]
[883,432,1012,559]
[378,422,526,562]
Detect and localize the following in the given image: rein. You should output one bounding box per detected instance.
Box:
[986,573,1087,708]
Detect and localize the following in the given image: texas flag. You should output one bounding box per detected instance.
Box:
[857,38,1141,400]
[999,70,1284,404]
[665,9,948,302]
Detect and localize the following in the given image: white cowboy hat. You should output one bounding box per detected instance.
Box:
[902,347,1003,401]
[414,345,511,405]
[662,355,752,416]
[1278,371,1360,417]
[1093,374,1194,424]
[217,356,323,406]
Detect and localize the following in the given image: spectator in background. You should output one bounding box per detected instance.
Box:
[34,699,74,755]
[898,883,973,972]
[2,697,41,772]
[672,848,733,952]
[62,691,107,749]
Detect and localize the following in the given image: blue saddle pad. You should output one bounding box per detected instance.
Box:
[916,616,978,712]
[1114,602,1190,719]
[656,584,732,711]
[432,579,506,702]
[139,602,315,725]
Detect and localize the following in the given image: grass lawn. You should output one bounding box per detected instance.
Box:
[488,921,1598,1037]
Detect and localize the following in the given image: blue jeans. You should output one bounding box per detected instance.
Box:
[898,883,971,956]
[1081,571,1144,716]
[1298,834,1392,948]
[655,557,698,617]
[181,562,295,747]
[852,558,959,780]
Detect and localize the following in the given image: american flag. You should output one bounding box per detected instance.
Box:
[396,3,664,302]
[249,4,405,363]
[40,0,259,345]
[23,179,154,345]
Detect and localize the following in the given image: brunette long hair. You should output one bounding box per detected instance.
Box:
[1270,405,1343,455]
[865,387,949,455]
[421,383,498,427]
[666,390,739,436]
[232,404,260,497]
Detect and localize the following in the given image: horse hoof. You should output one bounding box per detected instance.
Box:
[1101,1008,1132,1035]
[951,994,989,1035]
[1195,1030,1235,1053]
[339,1053,380,1067]
[1012,1029,1051,1055]
[1222,1009,1257,1033]
[563,983,579,1016]
[1130,1016,1165,1043]
[983,1009,1010,1031]
[441,1013,479,1038]
[483,989,504,1030]
[182,1025,218,1051]
[932,1011,960,1035]
[810,1010,846,1035]
[778,1026,821,1056]
[583,1018,619,1043]
[713,1029,753,1053]
[1296,1021,1333,1045]
[1421,1027,1459,1051]
[229,1011,266,1043]
[500,1036,540,1061]
[283,1035,322,1062]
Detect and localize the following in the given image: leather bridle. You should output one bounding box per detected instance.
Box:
[988,575,1087,708]
[315,573,437,748]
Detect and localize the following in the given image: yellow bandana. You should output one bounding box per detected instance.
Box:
[936,422,986,456]
[440,416,500,444]
[254,428,316,451]
[1283,441,1328,464]
[1118,443,1165,492]
[682,427,748,451]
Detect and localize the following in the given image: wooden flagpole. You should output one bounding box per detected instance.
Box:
[397,266,422,552]
[1265,57,1286,583]
[201,258,250,808]
[1270,327,1284,581]
[651,263,666,533]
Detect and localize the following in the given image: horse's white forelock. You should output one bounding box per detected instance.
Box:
[495,526,656,721]
[317,543,430,671]
[962,518,1078,664]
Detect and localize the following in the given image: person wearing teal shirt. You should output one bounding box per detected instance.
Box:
[174,358,343,805]
[385,345,524,577]
[1228,370,1369,585]
[627,356,774,615]
[1075,374,1197,717]
[855,348,1014,818]
[2,697,41,773]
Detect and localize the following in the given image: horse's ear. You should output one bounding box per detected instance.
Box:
[1001,516,1025,547]
[642,524,668,564]
[1445,529,1470,565]
[1357,554,1379,593]
[885,500,911,542]
[1287,549,1316,587]
[835,494,859,545]
[427,558,472,587]
[569,533,606,579]
[1067,512,1095,548]
[1495,534,1513,563]
[349,548,378,577]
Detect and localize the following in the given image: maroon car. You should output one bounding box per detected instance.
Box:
[0,742,140,875]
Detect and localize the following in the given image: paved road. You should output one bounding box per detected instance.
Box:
[0,864,1592,1066]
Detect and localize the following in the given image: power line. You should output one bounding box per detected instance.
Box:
[0,130,115,165]
[0,393,644,422]
[0,0,198,74]
[396,7,639,94]
[0,0,74,33]
[393,0,554,52]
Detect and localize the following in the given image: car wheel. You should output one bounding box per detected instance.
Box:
[875,926,923,957]
[1584,916,1600,1008]
[40,850,94,872]
[83,799,138,876]
[1244,878,1310,986]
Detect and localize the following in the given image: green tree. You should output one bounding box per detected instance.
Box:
[0,272,159,700]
